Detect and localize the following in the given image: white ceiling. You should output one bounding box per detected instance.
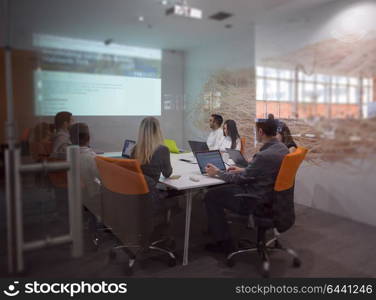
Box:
[5,0,337,50]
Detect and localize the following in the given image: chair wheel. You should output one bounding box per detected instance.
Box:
[124,264,134,276]
[226,257,235,267]
[109,249,117,260]
[261,269,270,278]
[138,259,147,270]
[92,237,99,250]
[292,257,301,268]
[166,239,177,251]
[261,261,270,278]
[168,257,177,267]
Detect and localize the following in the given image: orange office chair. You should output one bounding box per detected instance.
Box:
[96,156,142,173]
[95,156,177,275]
[240,137,246,155]
[46,157,68,189]
[226,147,308,277]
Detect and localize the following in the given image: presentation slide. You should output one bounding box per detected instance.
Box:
[33,34,162,116]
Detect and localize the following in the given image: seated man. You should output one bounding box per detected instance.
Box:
[207,114,224,150]
[51,111,73,159]
[204,117,289,253]
[69,122,100,200]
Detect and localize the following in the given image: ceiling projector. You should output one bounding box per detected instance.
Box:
[165,4,202,19]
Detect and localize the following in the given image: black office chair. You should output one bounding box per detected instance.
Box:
[226,147,308,277]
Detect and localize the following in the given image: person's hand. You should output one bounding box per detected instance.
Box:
[205,163,220,177]
[227,166,245,174]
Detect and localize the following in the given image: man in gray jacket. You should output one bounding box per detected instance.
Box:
[204,117,289,253]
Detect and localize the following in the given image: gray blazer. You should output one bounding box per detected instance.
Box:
[218,138,289,208]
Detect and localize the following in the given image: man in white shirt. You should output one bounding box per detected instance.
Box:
[69,123,100,199]
[207,114,224,150]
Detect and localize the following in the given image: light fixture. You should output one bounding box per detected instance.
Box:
[138,16,144,22]
[165,1,202,20]
[161,0,168,5]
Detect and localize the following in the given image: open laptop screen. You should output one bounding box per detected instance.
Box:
[188,140,209,153]
[122,140,136,158]
[226,148,248,167]
[195,150,226,174]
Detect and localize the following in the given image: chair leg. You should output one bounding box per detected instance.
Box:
[149,244,176,260]
[258,242,270,278]
[227,247,258,261]
[109,245,136,260]
[108,245,137,275]
[148,245,177,267]
[226,228,301,276]
[267,239,301,268]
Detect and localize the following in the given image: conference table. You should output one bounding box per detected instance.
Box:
[101,152,227,266]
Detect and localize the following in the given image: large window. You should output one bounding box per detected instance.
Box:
[257,67,294,101]
[256,66,373,105]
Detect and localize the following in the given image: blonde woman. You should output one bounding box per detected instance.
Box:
[132,117,173,215]
[133,117,172,181]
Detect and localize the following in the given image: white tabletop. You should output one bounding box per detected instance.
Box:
[161,152,225,190]
[100,152,226,191]
[101,152,123,158]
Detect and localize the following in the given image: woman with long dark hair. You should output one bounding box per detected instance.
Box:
[218,119,241,152]
[277,122,297,153]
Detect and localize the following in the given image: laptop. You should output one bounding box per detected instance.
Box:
[226,148,248,167]
[188,140,209,153]
[121,139,136,158]
[195,150,226,175]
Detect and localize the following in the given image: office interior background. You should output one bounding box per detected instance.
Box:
[0,0,376,277]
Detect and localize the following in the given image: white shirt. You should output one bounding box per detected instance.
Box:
[206,128,224,150]
[51,129,71,158]
[79,146,100,199]
[218,136,241,152]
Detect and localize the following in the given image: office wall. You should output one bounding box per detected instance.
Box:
[256,0,376,71]
[296,158,376,227]
[256,0,376,118]
[255,0,376,226]
[184,26,256,151]
[0,48,185,150]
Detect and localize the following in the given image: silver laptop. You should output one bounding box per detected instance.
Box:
[188,140,209,153]
[195,150,226,175]
[226,148,248,167]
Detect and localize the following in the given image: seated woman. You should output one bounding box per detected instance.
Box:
[276,122,297,153]
[29,122,53,162]
[131,117,174,216]
[218,119,241,152]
